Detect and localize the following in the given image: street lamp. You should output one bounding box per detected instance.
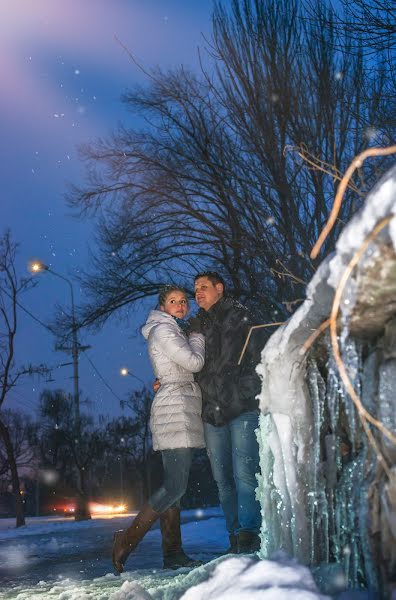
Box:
[29,260,91,520]
[29,261,82,431]
[120,367,145,385]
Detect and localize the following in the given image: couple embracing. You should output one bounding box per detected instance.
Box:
[112,272,262,573]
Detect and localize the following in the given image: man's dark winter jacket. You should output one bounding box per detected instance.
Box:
[194,296,262,427]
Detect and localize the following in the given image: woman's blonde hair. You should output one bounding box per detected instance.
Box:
[158,285,188,307]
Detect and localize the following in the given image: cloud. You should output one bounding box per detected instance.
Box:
[0,0,209,136]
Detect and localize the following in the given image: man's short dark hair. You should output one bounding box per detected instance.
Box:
[194,271,225,291]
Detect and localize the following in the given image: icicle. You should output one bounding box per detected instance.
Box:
[326,353,340,434]
[339,333,359,451]
[358,460,379,593]
[256,413,275,558]
[378,359,396,457]
[306,358,326,563]
[325,346,342,562]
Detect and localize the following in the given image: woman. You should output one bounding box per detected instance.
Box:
[112,285,205,573]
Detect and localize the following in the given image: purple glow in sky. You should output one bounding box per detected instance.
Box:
[2,0,213,419]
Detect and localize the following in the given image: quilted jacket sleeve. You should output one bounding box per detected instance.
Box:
[151,323,205,373]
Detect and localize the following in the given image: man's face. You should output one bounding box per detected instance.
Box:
[194,277,224,311]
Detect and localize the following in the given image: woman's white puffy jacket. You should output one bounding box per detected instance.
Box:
[142,310,205,451]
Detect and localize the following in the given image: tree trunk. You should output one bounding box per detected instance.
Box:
[0,418,25,527]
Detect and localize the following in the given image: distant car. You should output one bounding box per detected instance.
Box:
[63,504,76,515]
[47,498,127,515]
[46,497,76,516]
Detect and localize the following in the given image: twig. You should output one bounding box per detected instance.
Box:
[330,215,396,452]
[286,145,360,194]
[299,318,331,355]
[271,259,307,285]
[311,144,396,259]
[238,322,285,365]
[283,298,305,312]
[361,416,391,478]
[270,268,307,285]
[114,35,155,81]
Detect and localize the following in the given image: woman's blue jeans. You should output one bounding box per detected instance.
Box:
[148,447,192,513]
[204,410,261,535]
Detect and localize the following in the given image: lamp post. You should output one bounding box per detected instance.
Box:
[118,436,126,502]
[29,261,81,430]
[29,260,90,520]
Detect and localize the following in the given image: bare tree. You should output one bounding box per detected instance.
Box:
[33,390,76,489]
[0,230,47,526]
[306,0,396,134]
[33,389,107,520]
[335,0,396,54]
[0,410,37,490]
[67,0,393,328]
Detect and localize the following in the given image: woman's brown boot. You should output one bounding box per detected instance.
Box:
[160,506,202,569]
[112,505,160,573]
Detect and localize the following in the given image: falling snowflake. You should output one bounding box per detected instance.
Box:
[364,126,379,141]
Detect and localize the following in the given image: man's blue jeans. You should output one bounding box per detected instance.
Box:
[204,410,261,535]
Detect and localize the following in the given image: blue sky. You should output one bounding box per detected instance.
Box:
[1,0,213,419]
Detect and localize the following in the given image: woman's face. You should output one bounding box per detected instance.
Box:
[160,290,189,319]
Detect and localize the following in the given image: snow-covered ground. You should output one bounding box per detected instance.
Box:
[0,508,368,599]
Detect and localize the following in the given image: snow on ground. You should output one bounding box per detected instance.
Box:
[0,508,363,600]
[0,508,222,537]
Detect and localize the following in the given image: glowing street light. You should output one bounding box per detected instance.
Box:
[29,260,47,273]
[120,367,145,385]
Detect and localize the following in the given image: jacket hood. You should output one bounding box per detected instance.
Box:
[142,309,175,339]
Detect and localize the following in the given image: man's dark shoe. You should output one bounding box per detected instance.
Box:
[163,550,203,570]
[237,530,261,553]
[112,505,160,573]
[221,533,238,555]
[160,506,201,569]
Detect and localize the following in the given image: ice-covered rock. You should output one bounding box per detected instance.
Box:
[256,164,396,593]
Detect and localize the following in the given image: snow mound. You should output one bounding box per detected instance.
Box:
[109,580,153,600]
[179,555,331,600]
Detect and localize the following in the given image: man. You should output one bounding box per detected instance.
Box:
[191,272,262,554]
